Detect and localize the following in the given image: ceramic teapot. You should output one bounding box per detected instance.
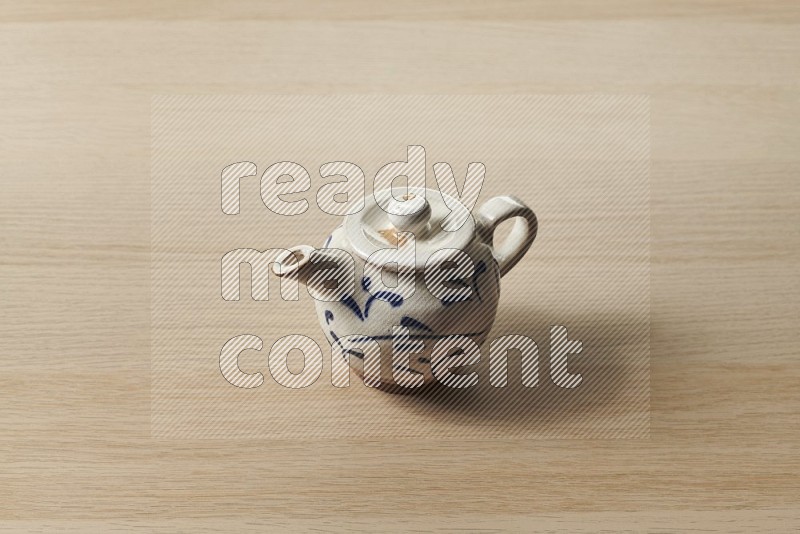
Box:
[273,187,537,391]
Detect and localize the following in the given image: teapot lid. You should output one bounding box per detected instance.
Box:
[343,187,475,270]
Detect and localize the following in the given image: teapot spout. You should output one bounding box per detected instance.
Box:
[272,245,349,296]
[272,245,316,288]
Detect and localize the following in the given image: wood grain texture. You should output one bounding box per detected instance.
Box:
[1,1,798,531]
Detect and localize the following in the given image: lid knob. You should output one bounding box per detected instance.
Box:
[386,192,431,236]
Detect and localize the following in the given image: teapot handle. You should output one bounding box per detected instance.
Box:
[475,195,538,277]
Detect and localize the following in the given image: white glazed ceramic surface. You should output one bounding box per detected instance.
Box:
[278,188,537,391]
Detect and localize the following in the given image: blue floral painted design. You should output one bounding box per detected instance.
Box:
[325,270,487,369]
[328,328,364,360]
[339,296,364,321]
[326,304,484,365]
[337,276,404,321]
[399,316,433,332]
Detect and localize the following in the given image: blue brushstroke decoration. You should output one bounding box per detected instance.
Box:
[345,349,364,359]
[324,310,334,324]
[364,291,403,318]
[330,329,365,359]
[361,275,404,318]
[399,316,434,332]
[329,330,349,361]
[350,330,485,343]
[338,277,404,320]
[339,296,364,321]
[442,294,470,307]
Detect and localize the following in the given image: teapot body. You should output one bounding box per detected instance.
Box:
[274,188,538,392]
[314,224,501,389]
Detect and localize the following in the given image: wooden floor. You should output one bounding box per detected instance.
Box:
[1,1,799,531]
